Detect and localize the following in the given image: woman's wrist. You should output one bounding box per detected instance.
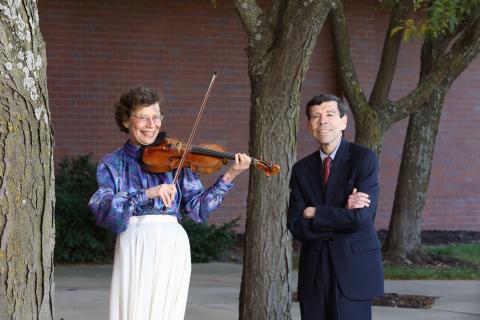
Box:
[222,170,237,183]
[145,187,155,199]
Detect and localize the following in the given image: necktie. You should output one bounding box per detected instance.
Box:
[323,156,332,185]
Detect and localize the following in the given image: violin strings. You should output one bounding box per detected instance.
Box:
[190,146,235,159]
[190,146,268,168]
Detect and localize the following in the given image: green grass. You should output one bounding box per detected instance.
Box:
[384,243,480,280]
[424,243,480,265]
[384,265,480,280]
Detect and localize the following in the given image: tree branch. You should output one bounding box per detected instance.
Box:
[388,17,480,123]
[233,0,263,37]
[330,0,369,119]
[447,7,480,63]
[369,0,414,107]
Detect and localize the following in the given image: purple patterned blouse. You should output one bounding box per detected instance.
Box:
[88,141,234,234]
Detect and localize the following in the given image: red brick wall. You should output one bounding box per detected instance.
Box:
[38,0,480,231]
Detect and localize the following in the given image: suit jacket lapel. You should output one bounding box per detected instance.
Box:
[325,139,350,205]
[306,152,325,205]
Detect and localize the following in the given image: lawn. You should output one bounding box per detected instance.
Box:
[384,244,480,280]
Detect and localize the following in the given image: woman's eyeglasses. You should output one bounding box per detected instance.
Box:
[131,114,164,125]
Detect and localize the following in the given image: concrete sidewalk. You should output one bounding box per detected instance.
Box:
[55,263,480,320]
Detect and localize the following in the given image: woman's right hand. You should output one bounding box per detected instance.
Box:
[146,184,177,207]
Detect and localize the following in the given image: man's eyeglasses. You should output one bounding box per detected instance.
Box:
[130,113,164,125]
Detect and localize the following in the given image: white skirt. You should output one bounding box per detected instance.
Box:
[109,215,191,320]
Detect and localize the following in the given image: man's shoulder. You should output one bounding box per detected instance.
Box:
[293,151,318,170]
[344,141,378,168]
[346,141,375,156]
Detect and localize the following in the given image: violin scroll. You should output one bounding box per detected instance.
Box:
[252,159,280,177]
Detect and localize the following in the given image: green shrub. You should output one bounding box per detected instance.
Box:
[55,155,115,263]
[182,217,238,263]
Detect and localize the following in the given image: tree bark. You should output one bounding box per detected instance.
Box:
[0,1,55,319]
[353,111,387,157]
[385,90,445,263]
[234,1,332,319]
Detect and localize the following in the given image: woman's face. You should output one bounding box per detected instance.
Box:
[123,102,162,145]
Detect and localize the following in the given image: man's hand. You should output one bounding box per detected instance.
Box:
[346,188,370,209]
[303,207,316,219]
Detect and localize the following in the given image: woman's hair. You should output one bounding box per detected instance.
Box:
[114,86,162,133]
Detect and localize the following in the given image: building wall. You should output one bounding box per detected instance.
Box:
[38,0,480,231]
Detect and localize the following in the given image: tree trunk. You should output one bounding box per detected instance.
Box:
[384,91,445,263]
[235,1,331,319]
[353,111,387,157]
[240,72,297,320]
[0,1,55,319]
[385,39,447,263]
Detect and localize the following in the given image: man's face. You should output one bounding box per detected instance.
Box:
[307,101,347,153]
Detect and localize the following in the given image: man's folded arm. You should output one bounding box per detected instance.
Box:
[313,151,379,232]
[287,169,335,243]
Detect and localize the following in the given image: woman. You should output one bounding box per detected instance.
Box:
[88,86,250,320]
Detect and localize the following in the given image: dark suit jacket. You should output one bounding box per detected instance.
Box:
[287,139,384,301]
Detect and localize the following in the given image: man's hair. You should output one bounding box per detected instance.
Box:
[114,86,162,133]
[305,94,349,120]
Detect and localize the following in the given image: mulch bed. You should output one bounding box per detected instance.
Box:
[373,293,435,308]
[292,292,436,308]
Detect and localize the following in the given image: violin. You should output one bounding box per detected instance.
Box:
[144,71,279,192]
[141,138,280,177]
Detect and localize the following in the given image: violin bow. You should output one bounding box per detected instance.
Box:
[171,71,218,185]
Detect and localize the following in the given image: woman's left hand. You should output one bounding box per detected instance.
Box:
[222,153,251,183]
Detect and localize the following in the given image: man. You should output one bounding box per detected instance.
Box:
[287,94,383,320]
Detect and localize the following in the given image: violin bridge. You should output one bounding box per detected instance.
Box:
[176,141,183,154]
